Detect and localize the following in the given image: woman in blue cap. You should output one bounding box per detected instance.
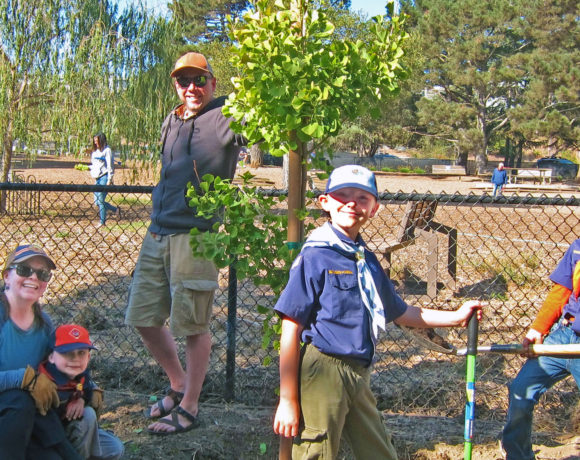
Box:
[0,244,81,459]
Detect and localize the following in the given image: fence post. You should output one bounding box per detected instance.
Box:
[225,263,237,402]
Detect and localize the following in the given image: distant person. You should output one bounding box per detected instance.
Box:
[90,133,118,227]
[273,165,483,458]
[501,239,580,459]
[39,324,124,460]
[125,51,247,435]
[491,162,508,197]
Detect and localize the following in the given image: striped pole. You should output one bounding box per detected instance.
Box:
[464,314,479,460]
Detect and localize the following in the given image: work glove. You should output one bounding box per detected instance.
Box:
[90,387,104,417]
[21,365,59,416]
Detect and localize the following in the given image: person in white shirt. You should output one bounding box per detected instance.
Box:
[90,133,118,226]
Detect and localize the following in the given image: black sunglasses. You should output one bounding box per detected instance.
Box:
[175,75,211,89]
[9,264,52,282]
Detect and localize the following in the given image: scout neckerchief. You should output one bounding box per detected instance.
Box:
[302,222,386,340]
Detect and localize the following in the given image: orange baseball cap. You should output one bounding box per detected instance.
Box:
[170,52,214,77]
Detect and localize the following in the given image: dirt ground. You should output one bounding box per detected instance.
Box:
[13,154,580,459]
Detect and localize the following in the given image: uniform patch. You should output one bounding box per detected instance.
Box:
[328,270,353,275]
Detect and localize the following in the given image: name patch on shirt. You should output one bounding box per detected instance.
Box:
[328,270,354,275]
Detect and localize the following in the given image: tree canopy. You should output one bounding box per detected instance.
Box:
[396,0,578,167]
[0,0,175,185]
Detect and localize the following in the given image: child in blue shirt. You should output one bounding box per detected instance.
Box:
[501,239,580,459]
[273,165,482,459]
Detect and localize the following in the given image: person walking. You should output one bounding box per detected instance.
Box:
[125,51,247,435]
[90,133,118,226]
[491,162,508,197]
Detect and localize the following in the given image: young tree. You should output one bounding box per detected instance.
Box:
[224,0,408,243]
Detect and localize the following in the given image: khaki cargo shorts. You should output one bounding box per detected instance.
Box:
[125,231,218,337]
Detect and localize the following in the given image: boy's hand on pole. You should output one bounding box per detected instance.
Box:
[456,301,483,327]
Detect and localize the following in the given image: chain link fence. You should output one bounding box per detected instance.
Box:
[0,182,578,437]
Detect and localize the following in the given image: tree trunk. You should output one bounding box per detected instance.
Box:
[250,144,263,168]
[548,136,557,157]
[516,139,523,168]
[0,130,14,213]
[503,138,514,167]
[456,150,468,167]
[287,132,306,247]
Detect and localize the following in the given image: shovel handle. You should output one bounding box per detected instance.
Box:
[455,343,580,356]
[279,435,293,460]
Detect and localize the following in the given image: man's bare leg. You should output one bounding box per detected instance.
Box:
[138,326,186,417]
[148,332,211,433]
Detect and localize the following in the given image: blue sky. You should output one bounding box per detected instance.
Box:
[350,0,388,17]
[121,0,389,19]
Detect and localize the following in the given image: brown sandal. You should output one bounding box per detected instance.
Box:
[143,388,184,419]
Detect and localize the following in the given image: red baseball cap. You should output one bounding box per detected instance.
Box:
[52,324,96,353]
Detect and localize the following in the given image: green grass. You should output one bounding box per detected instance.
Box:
[111,196,152,206]
[104,221,149,232]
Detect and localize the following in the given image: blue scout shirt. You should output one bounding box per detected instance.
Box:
[550,238,580,334]
[275,225,408,366]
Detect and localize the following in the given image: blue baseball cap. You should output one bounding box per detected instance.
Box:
[4,244,56,273]
[325,165,378,198]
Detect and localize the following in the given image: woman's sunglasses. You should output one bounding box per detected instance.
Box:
[9,264,52,282]
[175,75,211,89]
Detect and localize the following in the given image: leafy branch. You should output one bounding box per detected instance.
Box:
[186,172,315,359]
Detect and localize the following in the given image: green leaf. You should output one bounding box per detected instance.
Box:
[332,75,346,87]
[301,122,324,138]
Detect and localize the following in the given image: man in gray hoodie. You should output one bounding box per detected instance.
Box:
[125,52,246,435]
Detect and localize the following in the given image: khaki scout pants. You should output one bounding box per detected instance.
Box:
[293,345,398,459]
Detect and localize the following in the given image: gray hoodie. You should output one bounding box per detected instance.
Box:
[149,96,246,234]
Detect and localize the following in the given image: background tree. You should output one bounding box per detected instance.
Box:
[170,0,250,43]
[507,0,579,160]
[0,0,174,201]
[402,0,528,170]
[329,22,425,156]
